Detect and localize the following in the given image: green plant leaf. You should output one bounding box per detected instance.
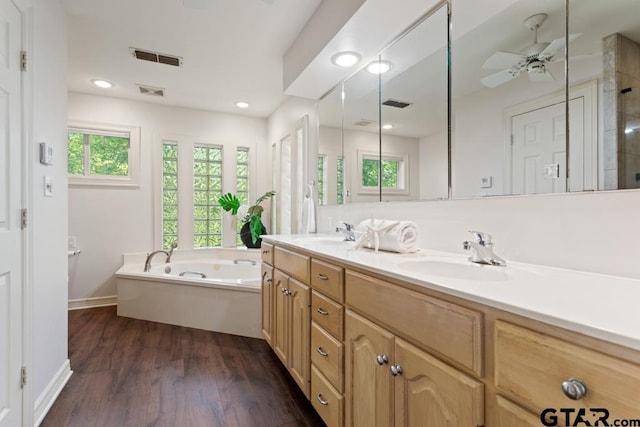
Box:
[249,215,263,244]
[218,193,240,215]
[253,190,276,206]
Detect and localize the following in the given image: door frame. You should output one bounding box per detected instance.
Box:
[14,0,34,425]
[502,79,598,194]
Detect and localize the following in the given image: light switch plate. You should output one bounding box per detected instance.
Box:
[44,176,53,196]
[39,142,54,165]
[544,163,560,178]
[480,176,492,188]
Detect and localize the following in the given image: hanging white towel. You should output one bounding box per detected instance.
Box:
[301,184,316,233]
[353,218,418,253]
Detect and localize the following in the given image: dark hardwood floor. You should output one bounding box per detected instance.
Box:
[42,306,325,427]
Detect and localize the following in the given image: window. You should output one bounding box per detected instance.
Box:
[358,151,408,194]
[193,146,223,248]
[337,156,344,204]
[162,142,178,249]
[317,155,326,206]
[67,122,140,186]
[236,147,250,245]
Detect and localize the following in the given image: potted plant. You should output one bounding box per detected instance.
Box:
[218,190,276,248]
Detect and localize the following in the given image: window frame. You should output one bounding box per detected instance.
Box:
[67,121,140,187]
[357,150,409,195]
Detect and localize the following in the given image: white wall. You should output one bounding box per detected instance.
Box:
[67,93,268,301]
[31,0,69,411]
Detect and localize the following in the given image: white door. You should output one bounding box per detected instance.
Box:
[511,98,583,194]
[0,1,23,426]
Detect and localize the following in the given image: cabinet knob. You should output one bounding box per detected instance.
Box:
[376,354,388,365]
[317,273,329,281]
[561,378,588,400]
[316,394,329,406]
[316,307,329,316]
[266,277,272,284]
[316,347,329,357]
[280,287,287,294]
[390,364,403,376]
[262,250,269,254]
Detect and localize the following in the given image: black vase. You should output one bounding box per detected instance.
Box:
[240,222,266,248]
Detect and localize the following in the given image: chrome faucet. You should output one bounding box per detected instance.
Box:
[336,221,356,241]
[144,242,177,272]
[463,230,506,266]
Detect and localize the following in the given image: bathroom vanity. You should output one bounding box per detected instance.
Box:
[261,235,640,427]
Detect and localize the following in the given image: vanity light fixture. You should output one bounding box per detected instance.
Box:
[331,51,361,68]
[382,124,394,130]
[366,60,392,74]
[91,79,113,89]
[235,101,249,109]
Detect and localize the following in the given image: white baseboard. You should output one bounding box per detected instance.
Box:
[68,295,117,310]
[34,359,73,426]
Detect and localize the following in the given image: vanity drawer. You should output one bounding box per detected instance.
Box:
[311,259,344,302]
[312,290,344,340]
[495,396,540,427]
[274,246,309,283]
[495,321,640,417]
[311,364,344,427]
[311,322,344,392]
[261,242,274,265]
[345,270,483,376]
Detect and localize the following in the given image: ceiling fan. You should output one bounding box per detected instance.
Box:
[480,13,579,88]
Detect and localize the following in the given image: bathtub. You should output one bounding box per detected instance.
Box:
[116,252,262,338]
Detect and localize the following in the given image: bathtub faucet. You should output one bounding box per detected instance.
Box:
[233,259,256,266]
[167,242,177,263]
[144,249,171,272]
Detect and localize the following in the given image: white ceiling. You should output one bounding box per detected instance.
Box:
[64,0,321,118]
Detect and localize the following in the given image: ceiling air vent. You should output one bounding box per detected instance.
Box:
[354,119,376,126]
[382,99,412,109]
[137,84,165,97]
[130,48,182,67]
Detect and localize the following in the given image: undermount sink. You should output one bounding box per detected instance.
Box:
[292,236,348,246]
[398,258,510,282]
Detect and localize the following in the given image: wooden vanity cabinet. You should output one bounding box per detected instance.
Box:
[345,305,484,427]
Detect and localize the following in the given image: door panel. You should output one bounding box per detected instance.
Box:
[345,310,394,427]
[272,269,289,365]
[288,278,310,397]
[394,338,484,427]
[260,263,273,345]
[0,1,22,426]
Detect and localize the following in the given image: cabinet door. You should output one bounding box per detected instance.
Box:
[288,277,311,397]
[273,269,289,365]
[345,310,394,427]
[394,338,484,427]
[261,263,274,345]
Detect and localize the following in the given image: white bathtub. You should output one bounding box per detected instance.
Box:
[116,253,262,338]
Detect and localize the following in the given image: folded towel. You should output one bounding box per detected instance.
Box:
[301,184,316,233]
[353,218,418,253]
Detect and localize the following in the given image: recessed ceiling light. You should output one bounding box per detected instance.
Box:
[91,79,113,89]
[366,60,392,74]
[382,124,394,130]
[625,128,633,134]
[331,51,361,68]
[235,101,249,109]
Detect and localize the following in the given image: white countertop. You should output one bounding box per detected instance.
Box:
[263,234,640,351]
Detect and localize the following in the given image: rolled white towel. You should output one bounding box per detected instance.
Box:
[354,219,419,253]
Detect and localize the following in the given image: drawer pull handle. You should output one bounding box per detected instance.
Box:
[316,394,329,406]
[316,307,329,316]
[390,364,402,376]
[317,273,329,280]
[561,378,588,400]
[316,347,329,357]
[376,354,388,365]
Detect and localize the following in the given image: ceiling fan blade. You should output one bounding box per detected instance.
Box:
[538,33,582,61]
[529,68,555,83]
[481,69,520,88]
[482,51,527,70]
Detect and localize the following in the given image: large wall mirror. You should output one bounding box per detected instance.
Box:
[318,0,640,203]
[318,1,449,205]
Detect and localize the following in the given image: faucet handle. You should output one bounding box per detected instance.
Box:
[468,230,490,246]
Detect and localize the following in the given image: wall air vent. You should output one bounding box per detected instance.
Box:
[130,48,182,67]
[382,99,412,109]
[354,119,376,126]
[137,84,165,97]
